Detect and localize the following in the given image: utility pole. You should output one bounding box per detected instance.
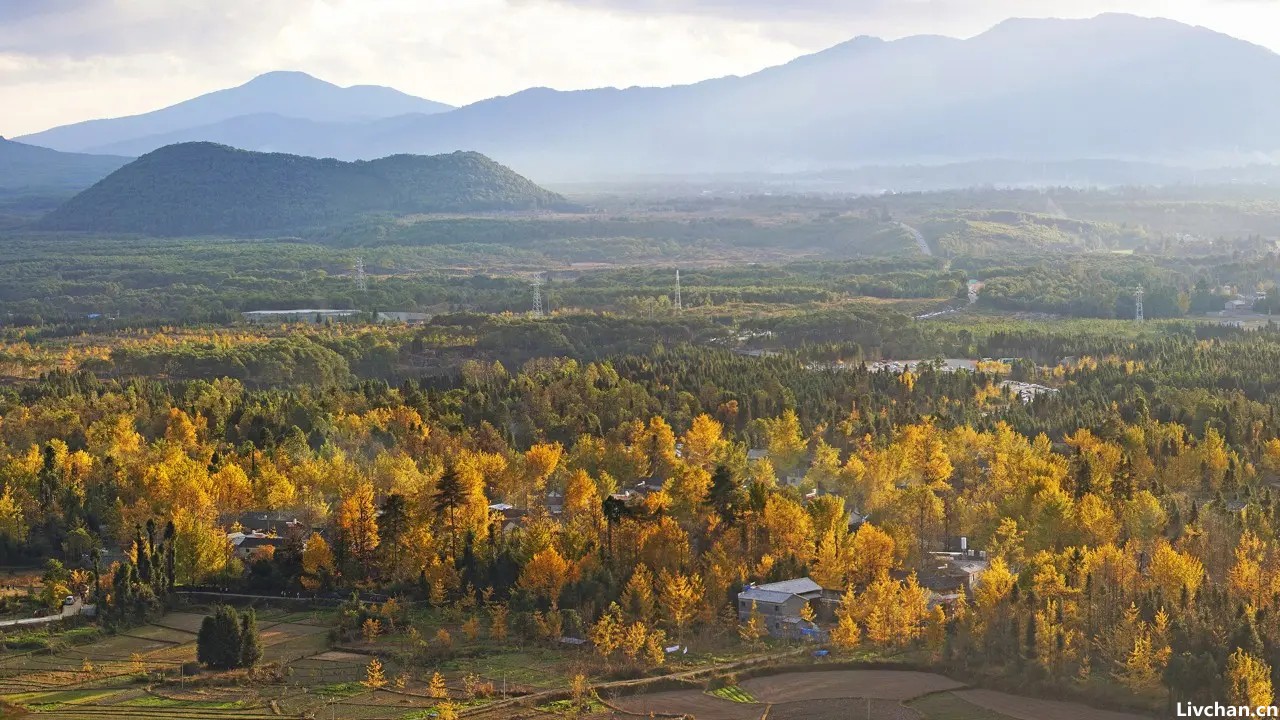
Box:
[674,269,683,312]
[1134,286,1144,323]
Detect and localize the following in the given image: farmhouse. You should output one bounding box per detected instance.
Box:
[228,532,287,561]
[921,541,991,606]
[229,511,304,536]
[488,503,528,533]
[737,577,825,638]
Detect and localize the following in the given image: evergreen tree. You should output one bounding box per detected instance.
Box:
[163,520,176,591]
[435,465,466,559]
[239,609,263,668]
[197,605,243,670]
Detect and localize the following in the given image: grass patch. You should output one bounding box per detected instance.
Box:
[709,685,756,703]
[314,681,370,698]
[5,687,124,709]
[119,695,246,708]
[537,698,608,715]
[438,647,573,689]
[1,624,104,652]
[909,692,1016,720]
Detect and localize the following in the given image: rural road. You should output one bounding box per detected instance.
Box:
[0,598,84,628]
[174,589,401,605]
[899,222,932,256]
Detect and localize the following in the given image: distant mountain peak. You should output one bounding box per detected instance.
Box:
[17,72,454,155]
[240,70,332,87]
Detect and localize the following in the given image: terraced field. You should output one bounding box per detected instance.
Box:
[0,609,459,720]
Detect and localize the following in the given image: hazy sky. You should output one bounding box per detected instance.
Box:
[3,0,1280,136]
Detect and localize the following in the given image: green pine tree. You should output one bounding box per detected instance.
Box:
[239,609,263,668]
[197,605,242,670]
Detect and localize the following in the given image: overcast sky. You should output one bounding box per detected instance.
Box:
[4,0,1280,137]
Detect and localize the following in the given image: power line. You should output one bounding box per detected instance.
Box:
[354,256,367,293]
[674,269,682,312]
[532,281,544,318]
[1133,285,1144,322]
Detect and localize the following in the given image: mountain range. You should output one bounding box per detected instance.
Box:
[15,14,1280,182]
[39,143,570,236]
[18,71,453,157]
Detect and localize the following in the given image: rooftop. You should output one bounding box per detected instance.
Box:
[242,309,360,316]
[739,577,824,602]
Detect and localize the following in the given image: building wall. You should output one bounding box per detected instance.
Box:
[737,594,810,635]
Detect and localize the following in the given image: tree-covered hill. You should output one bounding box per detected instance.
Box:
[0,137,130,193]
[39,142,573,236]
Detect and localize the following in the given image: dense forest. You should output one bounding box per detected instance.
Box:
[4,312,1280,708]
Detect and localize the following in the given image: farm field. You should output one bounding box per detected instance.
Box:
[607,671,1150,720]
[770,697,919,720]
[0,608,454,720]
[740,669,966,702]
[0,599,1167,720]
[953,689,1153,720]
[610,688,765,720]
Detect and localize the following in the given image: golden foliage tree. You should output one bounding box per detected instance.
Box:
[1227,649,1274,709]
[429,671,449,698]
[657,569,703,639]
[739,601,768,646]
[336,480,379,576]
[519,547,570,605]
[363,658,387,689]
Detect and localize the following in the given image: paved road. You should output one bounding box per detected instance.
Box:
[899,222,932,256]
[0,598,83,628]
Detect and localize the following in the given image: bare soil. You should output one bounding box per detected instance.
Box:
[771,698,921,720]
[741,670,965,702]
[954,689,1152,720]
[611,689,765,720]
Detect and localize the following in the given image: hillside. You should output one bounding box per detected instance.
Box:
[18,71,452,154]
[0,137,130,193]
[39,143,571,236]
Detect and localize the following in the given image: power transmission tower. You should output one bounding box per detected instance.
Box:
[1133,286,1144,322]
[354,256,367,293]
[674,269,682,312]
[532,281,544,318]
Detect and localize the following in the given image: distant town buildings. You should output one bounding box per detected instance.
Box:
[242,309,360,325]
[375,311,432,324]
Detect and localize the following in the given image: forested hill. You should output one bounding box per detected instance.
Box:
[0,137,130,193]
[39,142,572,236]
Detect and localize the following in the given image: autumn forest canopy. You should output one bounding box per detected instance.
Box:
[3,183,1280,717]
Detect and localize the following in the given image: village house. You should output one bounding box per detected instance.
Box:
[488,503,528,533]
[737,577,826,639]
[920,538,990,607]
[227,532,287,561]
